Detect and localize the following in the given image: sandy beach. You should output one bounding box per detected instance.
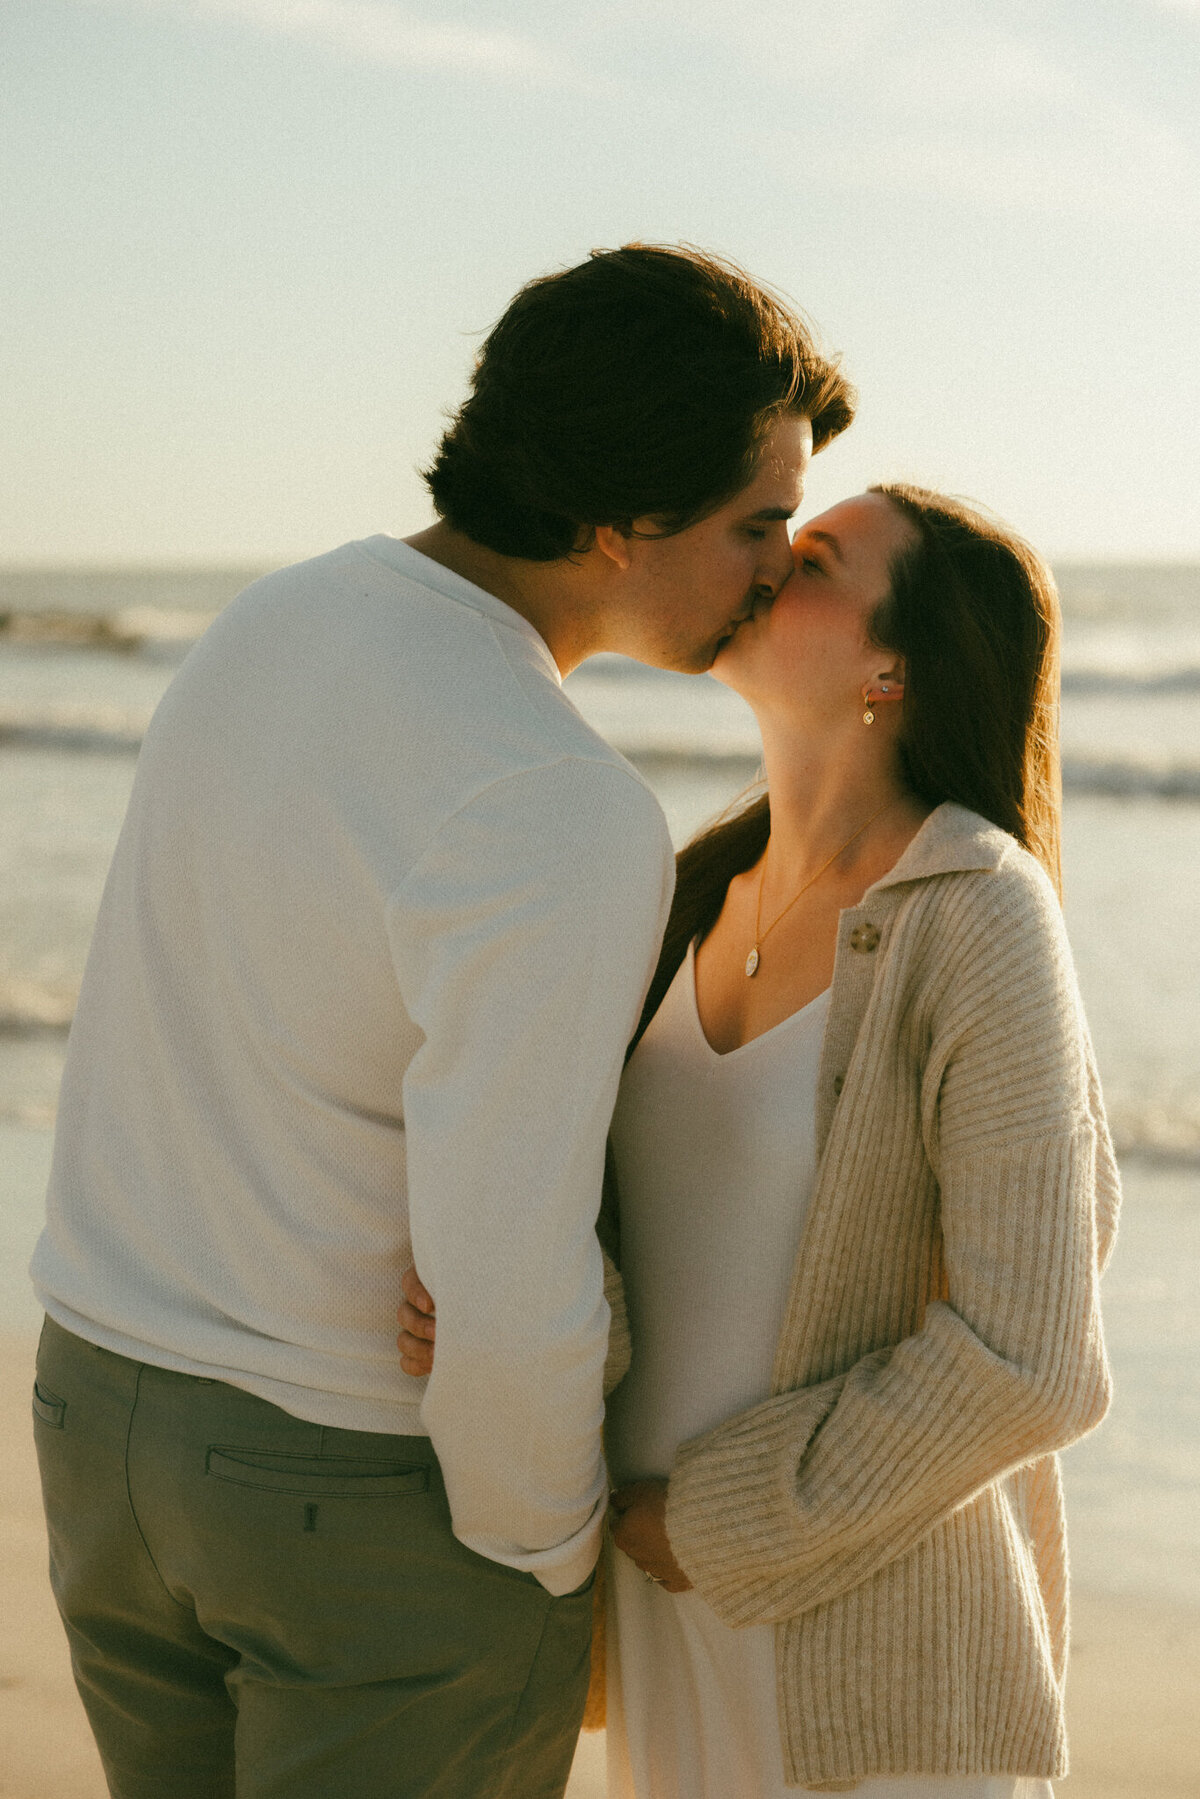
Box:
[1,1331,1194,1799]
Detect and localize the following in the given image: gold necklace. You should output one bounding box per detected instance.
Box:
[745,798,899,978]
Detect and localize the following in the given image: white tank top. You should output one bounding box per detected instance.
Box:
[606,940,830,1484]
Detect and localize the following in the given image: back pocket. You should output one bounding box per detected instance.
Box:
[206,1447,429,1496]
[32,1381,66,1429]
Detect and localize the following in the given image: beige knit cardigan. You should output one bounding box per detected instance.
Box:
[653,803,1120,1790]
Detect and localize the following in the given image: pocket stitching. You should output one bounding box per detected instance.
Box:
[32,1381,66,1429]
[205,1446,430,1496]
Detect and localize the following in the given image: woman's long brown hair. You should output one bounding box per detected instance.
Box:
[631,485,1063,1053]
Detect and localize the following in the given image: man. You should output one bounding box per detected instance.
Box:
[30,245,854,1798]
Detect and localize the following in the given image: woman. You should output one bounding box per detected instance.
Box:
[402,484,1119,1797]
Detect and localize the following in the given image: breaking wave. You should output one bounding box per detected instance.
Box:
[0,979,76,1039]
[5,614,1200,695]
[2,979,1196,1170]
[4,707,1200,802]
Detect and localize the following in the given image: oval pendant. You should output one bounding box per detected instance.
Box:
[862,707,875,725]
[745,946,760,978]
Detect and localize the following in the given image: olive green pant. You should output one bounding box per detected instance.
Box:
[32,1316,593,1799]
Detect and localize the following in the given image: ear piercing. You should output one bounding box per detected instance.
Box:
[861,681,900,725]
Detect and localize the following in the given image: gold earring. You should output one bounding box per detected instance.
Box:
[862,680,896,725]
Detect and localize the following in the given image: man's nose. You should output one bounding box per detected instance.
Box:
[762,559,795,602]
[759,532,796,598]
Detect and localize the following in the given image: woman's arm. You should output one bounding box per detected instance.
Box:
[662,864,1119,1628]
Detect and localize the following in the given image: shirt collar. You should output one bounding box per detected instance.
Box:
[353,535,562,686]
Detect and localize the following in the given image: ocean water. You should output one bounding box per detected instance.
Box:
[1,559,1198,1603]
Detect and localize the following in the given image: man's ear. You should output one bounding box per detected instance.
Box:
[593,524,634,572]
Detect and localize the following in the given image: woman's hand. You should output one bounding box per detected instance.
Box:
[397,1265,436,1377]
[398,1269,695,1591]
[609,1479,693,1593]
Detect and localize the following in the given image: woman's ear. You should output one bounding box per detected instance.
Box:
[861,661,906,721]
[593,523,634,571]
[864,656,905,699]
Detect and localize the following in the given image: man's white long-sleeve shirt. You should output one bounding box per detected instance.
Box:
[31,538,674,1594]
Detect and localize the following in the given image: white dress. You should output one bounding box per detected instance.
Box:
[604,944,1052,1799]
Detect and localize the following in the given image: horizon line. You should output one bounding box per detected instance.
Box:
[3,552,1200,574]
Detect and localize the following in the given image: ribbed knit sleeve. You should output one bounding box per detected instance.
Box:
[666,856,1114,1628]
[602,1246,631,1398]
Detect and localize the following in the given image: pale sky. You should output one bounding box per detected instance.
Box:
[3,0,1199,563]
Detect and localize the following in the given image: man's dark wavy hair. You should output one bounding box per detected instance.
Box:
[423,244,856,561]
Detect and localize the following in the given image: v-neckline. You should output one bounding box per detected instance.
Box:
[686,941,830,1063]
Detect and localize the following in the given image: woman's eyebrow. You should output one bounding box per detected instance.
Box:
[805,528,844,562]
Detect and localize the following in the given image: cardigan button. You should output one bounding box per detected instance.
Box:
[833,1074,845,1095]
[850,922,880,953]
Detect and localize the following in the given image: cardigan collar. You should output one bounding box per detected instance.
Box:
[812,803,1016,1176]
[862,802,1011,900]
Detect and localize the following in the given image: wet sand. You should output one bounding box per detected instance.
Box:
[0,1333,1193,1799]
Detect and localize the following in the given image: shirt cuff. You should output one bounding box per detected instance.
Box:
[457,1489,608,1598]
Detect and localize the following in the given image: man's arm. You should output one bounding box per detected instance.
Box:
[387,756,673,1595]
[399,1237,632,1398]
